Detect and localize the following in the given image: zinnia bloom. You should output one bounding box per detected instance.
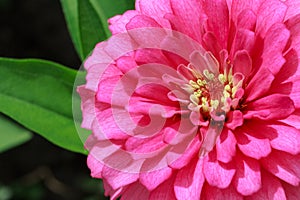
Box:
[78,0,300,199]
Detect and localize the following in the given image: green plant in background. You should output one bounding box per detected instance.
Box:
[0,0,134,153]
[0,0,134,199]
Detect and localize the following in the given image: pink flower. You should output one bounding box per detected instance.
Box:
[78,0,300,199]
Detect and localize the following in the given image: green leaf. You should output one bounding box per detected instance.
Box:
[60,0,107,60]
[60,0,135,60]
[89,0,135,35]
[0,58,89,154]
[0,114,32,153]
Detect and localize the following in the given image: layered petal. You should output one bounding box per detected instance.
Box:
[202,182,243,200]
[139,166,172,191]
[216,129,237,163]
[236,127,271,159]
[174,158,205,200]
[245,171,286,200]
[233,152,261,196]
[261,150,300,186]
[244,94,295,120]
[203,150,236,188]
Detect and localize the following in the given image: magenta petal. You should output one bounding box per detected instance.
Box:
[226,110,244,130]
[260,23,290,75]
[231,29,255,59]
[126,15,161,30]
[244,67,274,102]
[203,183,243,200]
[256,0,287,37]
[169,0,204,41]
[137,0,171,27]
[290,79,300,109]
[265,123,300,155]
[121,182,149,200]
[282,181,300,200]
[87,153,104,179]
[247,171,286,200]
[216,129,237,163]
[202,32,223,60]
[77,86,95,129]
[168,136,201,169]
[284,0,300,20]
[236,129,271,159]
[203,151,236,188]
[261,150,300,186]
[230,0,261,23]
[236,9,256,30]
[102,165,139,190]
[233,153,261,196]
[108,10,139,35]
[203,0,229,48]
[139,167,172,191]
[174,158,205,199]
[233,50,252,78]
[280,109,300,129]
[244,94,295,120]
[149,174,176,199]
[103,179,125,200]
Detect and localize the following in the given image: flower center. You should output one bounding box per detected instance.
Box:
[188,66,244,117]
[181,52,245,156]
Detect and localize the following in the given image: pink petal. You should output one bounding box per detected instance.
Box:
[285,15,300,66]
[137,0,172,28]
[233,50,252,78]
[126,14,161,30]
[139,166,172,191]
[280,109,300,129]
[225,110,244,130]
[261,150,300,186]
[230,0,261,23]
[271,49,299,84]
[121,182,150,200]
[203,150,236,188]
[203,0,230,48]
[95,108,129,140]
[108,10,140,35]
[168,136,201,169]
[202,32,222,59]
[216,129,237,163]
[284,0,300,20]
[168,0,204,41]
[262,123,300,155]
[233,152,261,196]
[174,158,205,200]
[124,132,166,153]
[244,67,274,102]
[282,181,300,200]
[290,79,300,109]
[87,153,104,178]
[236,9,256,30]
[244,94,295,120]
[236,128,271,159]
[77,86,96,129]
[202,182,243,200]
[84,42,113,70]
[103,179,125,200]
[102,165,139,190]
[259,23,290,75]
[246,171,286,200]
[230,29,255,60]
[256,0,287,37]
[190,51,220,74]
[149,174,176,199]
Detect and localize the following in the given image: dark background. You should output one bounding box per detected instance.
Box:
[0,0,107,199]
